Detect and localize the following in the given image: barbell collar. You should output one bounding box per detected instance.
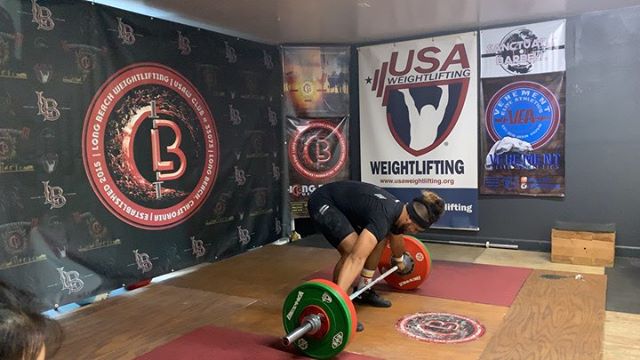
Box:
[282,314,322,346]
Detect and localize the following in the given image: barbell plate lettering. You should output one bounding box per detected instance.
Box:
[282,279,354,359]
[378,235,432,290]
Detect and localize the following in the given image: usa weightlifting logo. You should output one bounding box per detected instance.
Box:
[288,121,347,180]
[485,81,560,150]
[367,43,471,156]
[83,63,219,229]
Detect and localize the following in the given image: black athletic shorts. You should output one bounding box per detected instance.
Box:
[307,193,356,249]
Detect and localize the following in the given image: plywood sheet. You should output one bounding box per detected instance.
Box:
[480,270,606,360]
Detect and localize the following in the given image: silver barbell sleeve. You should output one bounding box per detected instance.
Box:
[282,314,322,346]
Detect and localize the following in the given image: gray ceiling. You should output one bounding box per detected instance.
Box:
[91,0,640,44]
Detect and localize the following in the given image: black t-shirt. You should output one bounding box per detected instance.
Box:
[312,181,404,241]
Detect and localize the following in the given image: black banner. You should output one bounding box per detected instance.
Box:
[0,0,283,310]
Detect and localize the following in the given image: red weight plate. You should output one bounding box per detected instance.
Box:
[378,235,431,290]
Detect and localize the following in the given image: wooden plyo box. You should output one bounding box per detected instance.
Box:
[551,222,615,267]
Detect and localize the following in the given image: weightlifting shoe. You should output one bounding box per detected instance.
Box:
[352,287,392,307]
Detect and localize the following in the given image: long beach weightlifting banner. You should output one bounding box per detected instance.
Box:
[359,32,478,230]
[0,0,282,310]
[480,20,566,196]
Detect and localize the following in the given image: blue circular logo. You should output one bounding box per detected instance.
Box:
[485,81,560,149]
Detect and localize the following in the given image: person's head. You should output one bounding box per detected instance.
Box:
[395,190,445,234]
[0,282,62,360]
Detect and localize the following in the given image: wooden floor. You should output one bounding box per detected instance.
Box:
[603,311,640,360]
[50,241,630,360]
[53,285,256,359]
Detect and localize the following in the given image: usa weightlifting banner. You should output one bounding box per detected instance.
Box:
[283,47,350,218]
[358,32,479,230]
[480,20,566,196]
[0,0,282,310]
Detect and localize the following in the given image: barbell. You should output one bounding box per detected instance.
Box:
[281,235,432,359]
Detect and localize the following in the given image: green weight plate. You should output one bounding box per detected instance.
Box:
[307,279,357,336]
[301,279,354,357]
[282,279,353,359]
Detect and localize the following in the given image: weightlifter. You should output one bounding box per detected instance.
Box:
[307,180,444,331]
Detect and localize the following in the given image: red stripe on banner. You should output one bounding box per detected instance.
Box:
[372,69,379,92]
[376,62,387,98]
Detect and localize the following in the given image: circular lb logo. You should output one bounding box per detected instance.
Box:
[396,312,485,344]
[83,63,219,229]
[288,120,347,180]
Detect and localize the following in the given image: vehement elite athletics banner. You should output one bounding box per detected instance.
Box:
[359,33,478,230]
[480,20,566,196]
[0,0,283,311]
[283,47,350,218]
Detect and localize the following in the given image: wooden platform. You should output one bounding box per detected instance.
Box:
[53,285,256,360]
[163,245,340,298]
[51,243,612,360]
[349,293,508,360]
[480,270,606,360]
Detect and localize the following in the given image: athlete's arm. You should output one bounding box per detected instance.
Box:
[387,233,407,259]
[336,229,378,292]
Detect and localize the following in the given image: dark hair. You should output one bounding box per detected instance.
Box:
[0,281,63,360]
[408,190,445,229]
[421,190,445,224]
